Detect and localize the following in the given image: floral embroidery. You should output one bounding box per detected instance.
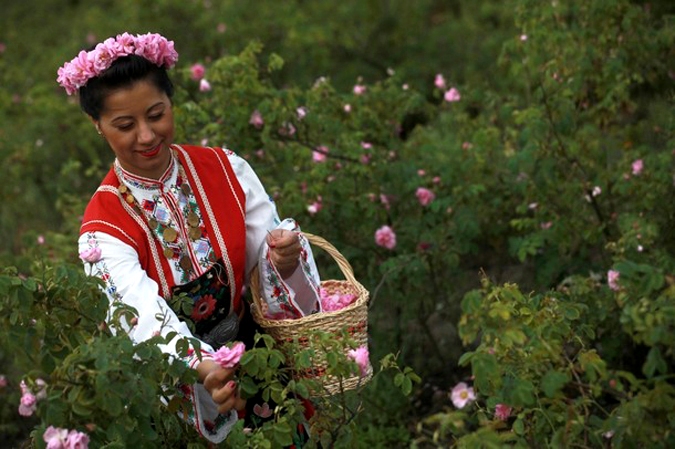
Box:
[83,232,122,301]
[116,156,213,284]
[191,294,217,321]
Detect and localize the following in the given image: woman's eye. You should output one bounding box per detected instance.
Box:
[117,123,133,131]
[149,113,164,121]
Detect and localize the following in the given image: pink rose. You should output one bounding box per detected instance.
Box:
[212,341,246,368]
[444,87,461,102]
[494,403,512,421]
[0,375,7,388]
[632,159,643,176]
[450,382,476,409]
[307,200,322,216]
[18,392,37,416]
[312,146,329,163]
[353,84,367,95]
[375,225,396,250]
[79,247,102,263]
[278,122,296,137]
[347,346,370,377]
[65,430,90,449]
[607,269,620,291]
[249,110,264,129]
[434,73,446,90]
[320,288,356,312]
[296,106,308,120]
[190,63,206,81]
[21,392,37,407]
[416,187,436,206]
[380,194,391,210]
[43,426,69,449]
[343,104,352,113]
[199,79,211,92]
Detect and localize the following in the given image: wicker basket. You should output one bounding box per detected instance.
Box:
[250,232,372,396]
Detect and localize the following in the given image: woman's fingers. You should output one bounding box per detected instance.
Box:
[211,379,237,403]
[212,380,241,415]
[267,230,301,277]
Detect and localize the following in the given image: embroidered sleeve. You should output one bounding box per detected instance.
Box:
[257,219,322,319]
[77,231,238,443]
[223,150,322,318]
[224,151,280,277]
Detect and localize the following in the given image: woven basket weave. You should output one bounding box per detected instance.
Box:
[250,233,372,396]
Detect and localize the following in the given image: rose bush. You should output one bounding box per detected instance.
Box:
[1,0,674,447]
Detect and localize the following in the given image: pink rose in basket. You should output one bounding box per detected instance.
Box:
[319,287,357,312]
[212,342,246,369]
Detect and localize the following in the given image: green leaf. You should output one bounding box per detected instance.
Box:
[240,377,259,397]
[540,370,569,398]
[643,346,667,378]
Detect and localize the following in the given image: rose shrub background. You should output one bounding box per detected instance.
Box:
[1,0,674,447]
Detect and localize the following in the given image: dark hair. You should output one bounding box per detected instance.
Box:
[79,54,174,120]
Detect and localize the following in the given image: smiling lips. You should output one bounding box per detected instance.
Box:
[140,144,162,158]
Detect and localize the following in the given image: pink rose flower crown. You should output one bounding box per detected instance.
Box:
[57,32,179,95]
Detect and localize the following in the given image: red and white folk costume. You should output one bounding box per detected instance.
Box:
[78,145,320,442]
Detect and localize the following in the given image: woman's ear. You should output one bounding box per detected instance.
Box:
[89,117,102,135]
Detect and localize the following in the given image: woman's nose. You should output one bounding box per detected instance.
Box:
[137,121,155,144]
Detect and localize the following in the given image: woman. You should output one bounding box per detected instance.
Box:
[58,32,320,443]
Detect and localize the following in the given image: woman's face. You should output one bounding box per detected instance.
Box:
[95,79,174,180]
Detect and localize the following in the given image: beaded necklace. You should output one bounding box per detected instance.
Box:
[117,163,209,277]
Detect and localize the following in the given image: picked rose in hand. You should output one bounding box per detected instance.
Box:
[212,341,246,369]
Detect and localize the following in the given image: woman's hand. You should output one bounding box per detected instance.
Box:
[267,229,301,279]
[197,359,246,415]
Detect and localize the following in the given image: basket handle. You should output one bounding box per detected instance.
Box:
[301,232,360,287]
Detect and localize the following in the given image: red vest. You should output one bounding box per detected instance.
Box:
[80,145,246,310]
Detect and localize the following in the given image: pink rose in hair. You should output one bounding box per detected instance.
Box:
[347,346,369,377]
[375,225,396,250]
[116,32,135,54]
[212,341,246,369]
